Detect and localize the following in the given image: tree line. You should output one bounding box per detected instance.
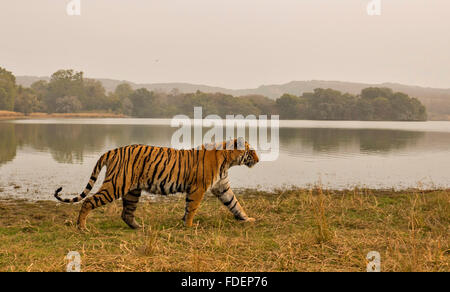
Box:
[276,88,427,121]
[0,68,427,121]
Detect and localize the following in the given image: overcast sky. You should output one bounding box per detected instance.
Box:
[0,0,449,89]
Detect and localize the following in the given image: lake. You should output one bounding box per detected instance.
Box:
[0,119,449,200]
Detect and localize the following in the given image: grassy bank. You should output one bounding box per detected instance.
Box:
[0,188,448,272]
[0,111,23,120]
[0,111,127,120]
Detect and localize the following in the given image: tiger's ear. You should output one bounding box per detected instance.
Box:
[236,137,245,151]
[225,139,234,150]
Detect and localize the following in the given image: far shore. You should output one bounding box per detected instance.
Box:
[0,111,127,120]
[1,110,450,121]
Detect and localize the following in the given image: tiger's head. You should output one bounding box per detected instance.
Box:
[225,138,259,168]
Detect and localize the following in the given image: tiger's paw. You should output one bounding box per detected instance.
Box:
[77,226,90,233]
[243,217,256,223]
[77,222,89,232]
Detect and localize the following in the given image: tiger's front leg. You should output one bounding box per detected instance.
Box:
[211,178,255,223]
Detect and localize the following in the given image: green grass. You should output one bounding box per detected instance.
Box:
[0,188,448,272]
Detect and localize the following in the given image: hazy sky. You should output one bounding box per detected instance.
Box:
[0,0,449,89]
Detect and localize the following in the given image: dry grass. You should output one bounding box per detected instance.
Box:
[28,112,127,119]
[0,188,448,272]
[0,111,126,120]
[0,111,24,120]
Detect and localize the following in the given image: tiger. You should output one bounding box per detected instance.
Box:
[54,138,259,230]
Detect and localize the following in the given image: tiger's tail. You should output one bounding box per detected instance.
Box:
[54,152,108,204]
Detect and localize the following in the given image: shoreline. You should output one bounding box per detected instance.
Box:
[0,188,448,272]
[2,111,450,121]
[0,187,448,203]
[0,111,127,120]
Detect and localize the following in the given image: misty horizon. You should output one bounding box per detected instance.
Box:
[1,0,449,90]
[12,73,450,91]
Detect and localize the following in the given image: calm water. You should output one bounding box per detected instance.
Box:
[0,119,449,200]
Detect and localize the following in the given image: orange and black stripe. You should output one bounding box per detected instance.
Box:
[54,139,259,230]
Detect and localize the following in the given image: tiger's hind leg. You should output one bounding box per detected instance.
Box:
[77,184,115,230]
[183,188,206,227]
[121,190,142,229]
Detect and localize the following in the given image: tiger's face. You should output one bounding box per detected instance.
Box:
[226,139,259,168]
[243,147,259,168]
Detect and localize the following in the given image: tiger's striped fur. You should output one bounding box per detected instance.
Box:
[54,139,259,230]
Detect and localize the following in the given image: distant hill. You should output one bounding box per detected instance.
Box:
[16,76,450,120]
[16,76,51,87]
[15,76,234,96]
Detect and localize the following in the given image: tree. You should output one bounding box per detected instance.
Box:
[276,94,302,119]
[410,98,427,121]
[129,88,158,117]
[273,87,427,121]
[361,87,393,100]
[113,83,135,115]
[30,80,49,112]
[355,98,374,120]
[46,70,84,113]
[390,92,412,120]
[0,67,17,111]
[82,79,108,110]
[55,96,82,113]
[14,86,41,115]
[121,97,133,116]
[372,97,391,120]
[0,66,430,121]
[241,95,278,116]
[115,83,134,100]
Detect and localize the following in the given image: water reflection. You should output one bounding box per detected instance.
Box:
[1,120,450,196]
[1,122,449,165]
[0,124,175,164]
[0,123,17,166]
[279,128,425,156]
